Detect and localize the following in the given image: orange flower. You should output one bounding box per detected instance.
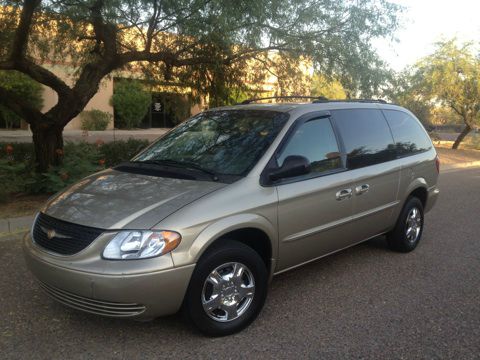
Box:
[55,148,64,156]
[5,144,13,155]
[60,172,69,181]
[98,159,106,166]
[95,139,104,147]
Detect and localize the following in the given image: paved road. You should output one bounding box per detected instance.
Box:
[1,168,479,359]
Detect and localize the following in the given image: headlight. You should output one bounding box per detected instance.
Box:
[103,230,181,260]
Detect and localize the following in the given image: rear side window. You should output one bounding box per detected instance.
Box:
[332,109,395,169]
[383,110,432,156]
[276,118,342,174]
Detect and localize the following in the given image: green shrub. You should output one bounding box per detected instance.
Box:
[0,142,35,162]
[80,109,112,131]
[111,79,151,129]
[0,70,43,129]
[0,159,30,202]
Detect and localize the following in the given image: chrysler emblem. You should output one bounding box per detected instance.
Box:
[47,229,56,239]
[40,226,70,239]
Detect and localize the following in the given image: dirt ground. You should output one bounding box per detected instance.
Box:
[435,146,480,166]
[0,194,51,219]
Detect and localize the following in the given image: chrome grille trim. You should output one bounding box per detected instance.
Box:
[39,281,146,317]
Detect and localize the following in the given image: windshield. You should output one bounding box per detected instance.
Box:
[133,110,289,177]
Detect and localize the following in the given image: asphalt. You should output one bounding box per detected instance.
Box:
[1,168,479,359]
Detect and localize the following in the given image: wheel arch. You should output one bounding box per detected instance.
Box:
[404,178,428,208]
[188,213,277,276]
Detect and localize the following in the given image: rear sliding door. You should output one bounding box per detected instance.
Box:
[331,108,401,240]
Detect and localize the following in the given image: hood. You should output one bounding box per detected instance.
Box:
[43,169,226,229]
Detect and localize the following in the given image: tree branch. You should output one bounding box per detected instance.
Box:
[0,85,47,126]
[0,59,71,96]
[10,0,41,61]
[89,0,117,57]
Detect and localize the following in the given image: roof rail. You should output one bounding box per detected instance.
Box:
[312,98,388,104]
[238,96,388,105]
[239,96,328,105]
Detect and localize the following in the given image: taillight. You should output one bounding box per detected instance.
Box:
[435,155,440,173]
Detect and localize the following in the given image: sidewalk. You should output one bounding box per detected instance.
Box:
[0,128,168,144]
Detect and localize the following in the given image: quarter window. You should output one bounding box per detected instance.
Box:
[332,109,396,169]
[383,110,432,156]
[276,118,342,174]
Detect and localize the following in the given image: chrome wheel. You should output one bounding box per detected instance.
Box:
[405,207,422,243]
[201,262,255,322]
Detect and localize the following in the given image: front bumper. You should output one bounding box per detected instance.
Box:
[23,233,195,320]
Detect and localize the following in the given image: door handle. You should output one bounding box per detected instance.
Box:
[336,188,352,201]
[355,184,370,195]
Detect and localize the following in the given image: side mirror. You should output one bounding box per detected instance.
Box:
[269,155,311,181]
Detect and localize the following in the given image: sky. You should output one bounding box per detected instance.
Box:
[374,0,480,71]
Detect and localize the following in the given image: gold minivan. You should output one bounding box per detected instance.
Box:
[23,99,440,336]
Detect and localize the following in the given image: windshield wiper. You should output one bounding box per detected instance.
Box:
[134,159,219,181]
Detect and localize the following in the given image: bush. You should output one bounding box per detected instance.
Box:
[80,109,112,131]
[111,79,151,129]
[0,159,30,202]
[0,142,34,162]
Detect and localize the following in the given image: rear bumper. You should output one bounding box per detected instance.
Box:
[23,233,195,320]
[425,186,440,213]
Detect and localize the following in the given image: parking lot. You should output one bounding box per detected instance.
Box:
[1,167,479,359]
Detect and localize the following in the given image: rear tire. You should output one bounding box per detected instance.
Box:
[387,197,424,253]
[184,240,268,336]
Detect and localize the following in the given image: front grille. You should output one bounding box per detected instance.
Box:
[32,212,104,255]
[39,281,146,317]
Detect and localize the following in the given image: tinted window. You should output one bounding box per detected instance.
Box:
[383,110,432,156]
[332,109,395,169]
[276,118,342,174]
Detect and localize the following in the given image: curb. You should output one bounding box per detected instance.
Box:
[0,215,34,238]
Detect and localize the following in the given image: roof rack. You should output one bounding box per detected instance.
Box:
[312,98,388,104]
[240,96,328,105]
[239,96,387,105]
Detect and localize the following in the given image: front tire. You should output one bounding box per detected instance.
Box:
[387,197,424,252]
[184,240,268,336]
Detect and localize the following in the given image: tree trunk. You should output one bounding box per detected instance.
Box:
[452,124,471,149]
[31,125,64,172]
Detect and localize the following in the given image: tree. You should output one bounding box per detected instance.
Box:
[383,70,434,129]
[310,73,347,99]
[0,70,43,128]
[415,40,480,149]
[0,0,401,171]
